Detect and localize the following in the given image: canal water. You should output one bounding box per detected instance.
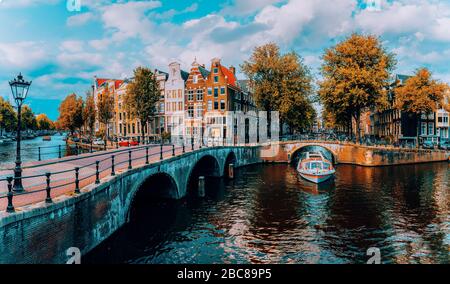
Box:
[86,162,449,264]
[0,134,71,167]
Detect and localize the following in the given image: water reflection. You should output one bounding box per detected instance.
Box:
[85,163,449,264]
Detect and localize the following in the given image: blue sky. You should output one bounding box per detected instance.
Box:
[1,0,450,120]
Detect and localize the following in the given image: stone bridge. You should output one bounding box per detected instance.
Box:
[0,145,260,264]
[261,140,450,166]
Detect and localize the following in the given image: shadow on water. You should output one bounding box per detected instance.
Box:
[84,162,449,264]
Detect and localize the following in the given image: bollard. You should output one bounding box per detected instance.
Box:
[74,167,80,194]
[38,147,41,161]
[6,177,14,213]
[198,176,205,198]
[145,147,149,164]
[95,161,100,184]
[58,145,62,159]
[191,142,194,151]
[45,172,52,203]
[172,144,175,156]
[111,155,115,176]
[228,163,234,179]
[160,144,163,160]
[128,150,132,169]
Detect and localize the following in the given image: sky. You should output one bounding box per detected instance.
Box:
[0,0,450,120]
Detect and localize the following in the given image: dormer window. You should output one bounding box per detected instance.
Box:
[213,68,218,74]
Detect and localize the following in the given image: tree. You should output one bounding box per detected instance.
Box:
[21,105,37,130]
[241,43,316,134]
[97,87,114,142]
[0,97,17,135]
[125,67,160,143]
[58,93,84,135]
[319,33,396,141]
[83,90,96,138]
[36,113,53,130]
[395,68,448,146]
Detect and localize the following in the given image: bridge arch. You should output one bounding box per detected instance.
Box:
[289,144,338,165]
[186,154,222,195]
[125,172,179,222]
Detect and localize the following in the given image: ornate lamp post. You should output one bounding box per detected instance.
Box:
[9,73,32,192]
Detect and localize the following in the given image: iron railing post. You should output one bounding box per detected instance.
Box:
[74,167,80,194]
[111,155,115,176]
[172,144,175,156]
[6,177,14,213]
[182,144,185,154]
[160,144,163,160]
[58,145,61,159]
[45,172,52,203]
[128,150,132,169]
[145,147,149,164]
[38,147,41,161]
[95,161,100,184]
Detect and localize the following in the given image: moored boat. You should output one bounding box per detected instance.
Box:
[297,151,335,184]
[43,136,52,141]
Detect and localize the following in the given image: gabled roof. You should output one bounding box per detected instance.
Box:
[237,80,251,93]
[395,74,411,85]
[221,66,237,86]
[181,70,190,81]
[198,65,210,79]
[95,78,108,87]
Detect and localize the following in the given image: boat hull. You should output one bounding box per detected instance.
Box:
[298,171,334,184]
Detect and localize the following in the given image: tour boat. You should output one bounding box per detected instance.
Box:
[297,152,335,184]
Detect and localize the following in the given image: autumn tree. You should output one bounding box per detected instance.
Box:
[97,87,114,142]
[319,33,396,141]
[125,67,160,143]
[0,97,17,135]
[241,43,316,134]
[58,93,84,135]
[83,90,97,138]
[21,105,37,130]
[36,113,53,130]
[395,68,448,146]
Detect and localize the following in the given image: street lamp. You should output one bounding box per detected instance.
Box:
[9,73,32,192]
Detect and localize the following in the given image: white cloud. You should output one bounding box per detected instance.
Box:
[67,12,95,27]
[0,41,46,69]
[100,1,162,42]
[0,0,58,8]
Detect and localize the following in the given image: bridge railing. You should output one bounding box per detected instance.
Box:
[0,141,214,213]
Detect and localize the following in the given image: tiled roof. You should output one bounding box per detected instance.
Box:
[221,66,237,86]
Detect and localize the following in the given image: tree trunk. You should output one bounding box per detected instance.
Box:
[141,119,146,145]
[356,111,361,144]
[417,116,420,148]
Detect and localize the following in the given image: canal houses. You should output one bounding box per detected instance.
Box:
[165,61,189,144]
[185,58,210,143]
[371,74,440,145]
